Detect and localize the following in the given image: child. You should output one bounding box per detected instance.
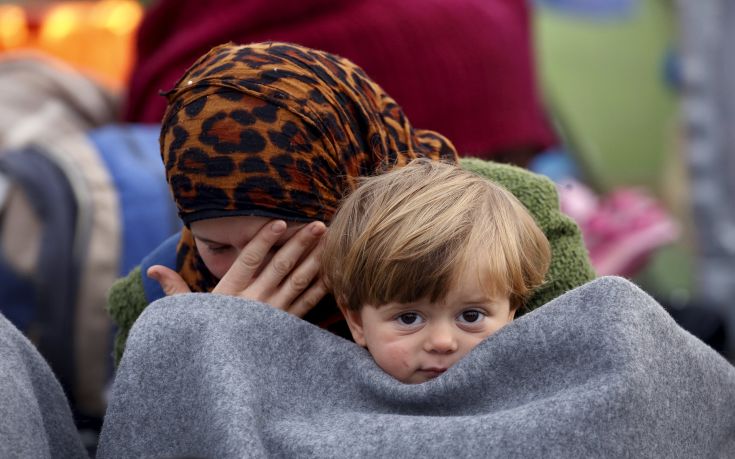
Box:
[322,159,551,384]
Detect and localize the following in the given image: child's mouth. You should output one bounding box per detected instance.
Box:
[419,368,447,378]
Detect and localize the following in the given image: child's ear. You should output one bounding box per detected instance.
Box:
[338,302,367,347]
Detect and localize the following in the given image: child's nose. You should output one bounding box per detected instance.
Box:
[423,323,458,354]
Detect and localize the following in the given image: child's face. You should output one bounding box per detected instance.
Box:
[190,216,305,279]
[341,267,516,384]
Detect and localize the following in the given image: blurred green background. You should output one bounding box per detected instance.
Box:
[534,0,693,302]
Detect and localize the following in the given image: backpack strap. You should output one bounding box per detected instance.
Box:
[0,147,79,399]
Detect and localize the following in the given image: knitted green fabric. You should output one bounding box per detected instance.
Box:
[460,157,596,312]
[107,158,596,364]
[108,266,149,364]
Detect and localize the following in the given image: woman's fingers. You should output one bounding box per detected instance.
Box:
[208,219,328,317]
[267,235,325,310]
[287,278,328,318]
[249,221,326,299]
[213,220,287,295]
[147,265,192,296]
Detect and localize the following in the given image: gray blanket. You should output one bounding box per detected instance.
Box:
[98,277,735,458]
[0,313,86,458]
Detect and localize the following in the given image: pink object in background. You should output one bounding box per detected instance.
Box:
[558,179,679,277]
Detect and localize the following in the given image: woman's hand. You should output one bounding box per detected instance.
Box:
[147,220,328,318]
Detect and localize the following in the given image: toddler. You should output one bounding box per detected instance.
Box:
[322,159,551,383]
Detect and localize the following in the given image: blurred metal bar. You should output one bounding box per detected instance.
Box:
[677,0,735,355]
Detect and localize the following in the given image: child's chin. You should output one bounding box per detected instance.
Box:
[403,370,446,384]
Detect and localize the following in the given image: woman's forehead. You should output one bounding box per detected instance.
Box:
[190,216,305,242]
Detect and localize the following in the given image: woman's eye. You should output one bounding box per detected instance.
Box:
[207,244,231,254]
[458,309,485,324]
[396,312,423,326]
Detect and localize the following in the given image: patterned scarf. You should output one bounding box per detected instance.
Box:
[161,42,458,331]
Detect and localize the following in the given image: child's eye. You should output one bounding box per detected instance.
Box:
[457,309,486,324]
[396,312,423,326]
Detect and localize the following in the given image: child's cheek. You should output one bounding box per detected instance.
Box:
[381,341,415,371]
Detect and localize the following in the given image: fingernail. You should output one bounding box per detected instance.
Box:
[311,222,326,235]
[271,220,287,233]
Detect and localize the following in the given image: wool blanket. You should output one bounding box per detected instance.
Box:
[98,277,735,458]
[0,312,86,458]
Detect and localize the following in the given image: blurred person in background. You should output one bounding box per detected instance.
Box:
[0,52,179,453]
[124,0,556,165]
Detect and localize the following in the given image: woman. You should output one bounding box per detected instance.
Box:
[108,42,595,363]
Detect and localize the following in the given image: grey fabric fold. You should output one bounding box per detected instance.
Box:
[99,277,735,458]
[0,312,87,458]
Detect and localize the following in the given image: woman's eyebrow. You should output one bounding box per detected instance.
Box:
[192,235,224,245]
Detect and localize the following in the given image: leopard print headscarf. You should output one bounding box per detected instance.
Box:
[161,42,458,329]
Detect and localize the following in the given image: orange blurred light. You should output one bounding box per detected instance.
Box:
[0,5,29,50]
[93,0,143,36]
[32,0,143,89]
[39,4,82,42]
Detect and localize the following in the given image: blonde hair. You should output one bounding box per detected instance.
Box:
[322,159,551,312]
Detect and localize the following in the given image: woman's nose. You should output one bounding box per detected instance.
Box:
[423,323,459,354]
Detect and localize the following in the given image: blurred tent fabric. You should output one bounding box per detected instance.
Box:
[535,0,676,192]
[534,1,692,294]
[123,0,556,160]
